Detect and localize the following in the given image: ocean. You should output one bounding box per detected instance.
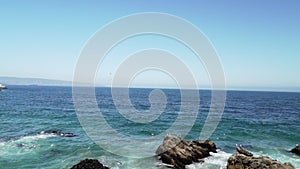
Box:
[0,85,299,169]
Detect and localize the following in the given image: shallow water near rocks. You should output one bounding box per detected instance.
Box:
[0,86,299,168]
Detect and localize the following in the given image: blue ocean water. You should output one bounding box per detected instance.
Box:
[0,85,299,169]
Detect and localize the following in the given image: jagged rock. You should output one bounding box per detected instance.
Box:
[156,134,217,169]
[71,159,109,169]
[227,146,295,169]
[236,146,253,157]
[290,145,300,156]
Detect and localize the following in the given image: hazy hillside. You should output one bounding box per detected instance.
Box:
[0,77,71,86]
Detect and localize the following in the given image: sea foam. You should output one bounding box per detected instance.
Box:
[186,150,231,169]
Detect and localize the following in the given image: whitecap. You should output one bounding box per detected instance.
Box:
[0,133,54,157]
[186,150,231,169]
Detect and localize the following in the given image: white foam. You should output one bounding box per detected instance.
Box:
[187,149,300,169]
[0,133,54,157]
[253,150,300,169]
[17,133,54,141]
[186,150,231,169]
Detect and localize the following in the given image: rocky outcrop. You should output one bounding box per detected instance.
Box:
[290,145,300,156]
[71,159,109,169]
[227,146,295,169]
[156,134,217,169]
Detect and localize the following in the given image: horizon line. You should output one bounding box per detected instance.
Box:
[1,76,299,93]
[4,84,300,93]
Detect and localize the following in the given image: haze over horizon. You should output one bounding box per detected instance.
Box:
[0,76,298,93]
[1,1,299,91]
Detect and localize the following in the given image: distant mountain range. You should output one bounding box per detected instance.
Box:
[0,77,72,86]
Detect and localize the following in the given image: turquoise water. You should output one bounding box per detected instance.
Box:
[0,86,299,168]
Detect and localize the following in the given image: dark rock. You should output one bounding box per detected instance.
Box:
[290,145,300,156]
[71,159,109,169]
[156,134,217,169]
[41,130,77,137]
[227,146,295,169]
[236,145,253,157]
[42,130,61,135]
[16,143,26,147]
[63,132,78,137]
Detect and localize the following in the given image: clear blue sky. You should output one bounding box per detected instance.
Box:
[1,0,299,91]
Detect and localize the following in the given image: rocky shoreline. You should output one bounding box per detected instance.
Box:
[71,134,298,169]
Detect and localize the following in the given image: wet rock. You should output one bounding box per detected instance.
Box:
[41,130,77,137]
[236,145,253,157]
[290,145,300,156]
[156,134,217,169]
[227,146,295,169]
[71,159,109,169]
[16,143,26,147]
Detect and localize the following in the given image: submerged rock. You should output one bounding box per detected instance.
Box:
[40,130,77,137]
[156,134,217,169]
[227,146,295,169]
[71,159,109,169]
[290,145,300,156]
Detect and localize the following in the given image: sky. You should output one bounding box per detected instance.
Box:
[0,0,299,91]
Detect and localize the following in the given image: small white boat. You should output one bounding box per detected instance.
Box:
[0,83,7,89]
